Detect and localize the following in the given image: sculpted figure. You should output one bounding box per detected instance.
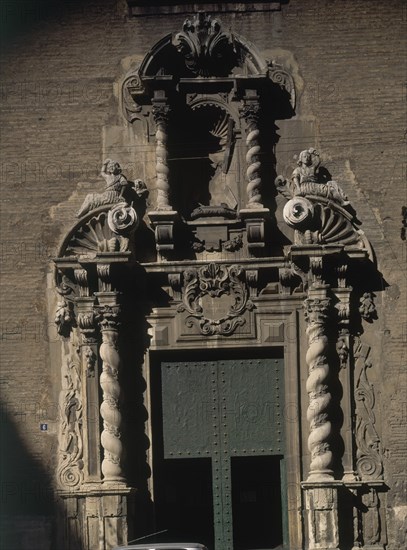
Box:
[291,148,320,192]
[77,160,134,218]
[289,148,349,206]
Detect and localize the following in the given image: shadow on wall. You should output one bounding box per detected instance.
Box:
[0,404,81,550]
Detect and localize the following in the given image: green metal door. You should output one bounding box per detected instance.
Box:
[159,358,286,550]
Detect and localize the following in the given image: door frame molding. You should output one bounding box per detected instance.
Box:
[146,294,304,549]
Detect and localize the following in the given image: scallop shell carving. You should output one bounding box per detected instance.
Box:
[66,212,129,257]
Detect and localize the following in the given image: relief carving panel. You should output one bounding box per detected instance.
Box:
[177,263,254,336]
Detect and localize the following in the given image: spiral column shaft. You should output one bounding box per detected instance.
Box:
[95,292,124,482]
[152,104,171,210]
[304,286,334,480]
[241,103,263,208]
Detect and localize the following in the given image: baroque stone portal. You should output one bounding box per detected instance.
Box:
[51,12,386,550]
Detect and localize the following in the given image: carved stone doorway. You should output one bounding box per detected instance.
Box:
[150,356,287,550]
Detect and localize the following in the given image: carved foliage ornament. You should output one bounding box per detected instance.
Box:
[178,263,254,336]
[172,12,233,76]
[57,359,84,488]
[354,340,383,480]
[55,280,76,337]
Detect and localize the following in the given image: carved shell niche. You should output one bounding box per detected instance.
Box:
[64,210,130,258]
[283,198,372,257]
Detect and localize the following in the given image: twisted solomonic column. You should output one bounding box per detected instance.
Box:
[304,286,334,480]
[95,293,124,482]
[152,104,171,210]
[241,103,263,208]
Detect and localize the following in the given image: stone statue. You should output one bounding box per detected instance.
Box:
[77,160,147,218]
[276,148,350,207]
[291,148,320,192]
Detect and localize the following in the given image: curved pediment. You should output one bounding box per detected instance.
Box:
[122,11,295,118]
[138,12,268,79]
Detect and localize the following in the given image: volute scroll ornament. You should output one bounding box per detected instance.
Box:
[268,63,296,109]
[122,67,145,122]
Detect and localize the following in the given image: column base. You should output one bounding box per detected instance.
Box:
[302,482,341,550]
[57,485,136,550]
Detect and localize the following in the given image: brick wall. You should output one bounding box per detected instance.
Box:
[0,0,405,548]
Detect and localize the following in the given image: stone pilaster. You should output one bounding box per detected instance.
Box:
[335,284,358,482]
[76,295,101,482]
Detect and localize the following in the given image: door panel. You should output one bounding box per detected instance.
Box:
[156,358,285,550]
[155,458,214,547]
[231,456,283,549]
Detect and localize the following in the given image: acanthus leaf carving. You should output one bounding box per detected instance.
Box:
[359,292,377,322]
[95,304,121,332]
[178,263,253,336]
[77,310,96,344]
[172,12,233,77]
[57,359,84,489]
[55,280,76,337]
[354,340,383,480]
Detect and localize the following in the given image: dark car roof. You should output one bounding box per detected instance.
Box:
[112,544,208,550]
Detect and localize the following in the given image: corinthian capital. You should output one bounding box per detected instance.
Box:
[239,102,261,125]
[152,104,171,125]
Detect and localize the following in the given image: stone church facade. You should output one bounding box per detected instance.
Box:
[0,1,405,550]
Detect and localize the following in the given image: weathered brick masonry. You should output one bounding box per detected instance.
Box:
[0,1,405,548]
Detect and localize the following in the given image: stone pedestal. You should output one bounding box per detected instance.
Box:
[149,210,179,259]
[239,208,269,254]
[58,486,136,550]
[302,482,340,550]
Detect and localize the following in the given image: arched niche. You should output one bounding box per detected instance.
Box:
[122,11,295,227]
